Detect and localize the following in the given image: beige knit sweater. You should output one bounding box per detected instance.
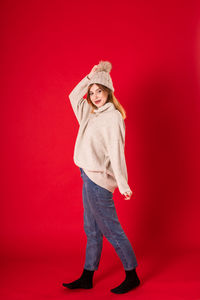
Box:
[69,74,132,195]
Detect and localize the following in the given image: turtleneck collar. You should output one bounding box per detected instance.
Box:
[94,102,116,115]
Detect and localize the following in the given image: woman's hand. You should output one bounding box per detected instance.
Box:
[123,190,133,200]
[88,65,98,79]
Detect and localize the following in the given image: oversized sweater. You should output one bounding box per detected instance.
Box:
[68,74,132,195]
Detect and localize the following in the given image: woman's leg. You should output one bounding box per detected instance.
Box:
[82,181,103,271]
[62,169,102,290]
[81,169,138,270]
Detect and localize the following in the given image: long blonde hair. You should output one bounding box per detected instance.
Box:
[86,83,127,120]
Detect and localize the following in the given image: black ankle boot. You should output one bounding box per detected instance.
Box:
[62,269,95,289]
[110,268,140,294]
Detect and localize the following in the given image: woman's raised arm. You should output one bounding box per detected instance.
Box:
[68,65,98,124]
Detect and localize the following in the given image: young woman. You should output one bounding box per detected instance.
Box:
[62,61,141,294]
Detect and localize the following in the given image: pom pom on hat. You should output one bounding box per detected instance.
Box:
[96,61,112,73]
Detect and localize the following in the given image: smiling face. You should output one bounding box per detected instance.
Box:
[89,84,109,108]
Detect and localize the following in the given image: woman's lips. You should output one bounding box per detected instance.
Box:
[95,100,101,104]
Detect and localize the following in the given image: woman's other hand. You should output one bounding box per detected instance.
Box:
[123,191,133,200]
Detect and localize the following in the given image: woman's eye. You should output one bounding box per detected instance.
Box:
[98,90,102,93]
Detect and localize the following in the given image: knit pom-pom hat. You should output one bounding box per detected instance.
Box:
[88,60,115,92]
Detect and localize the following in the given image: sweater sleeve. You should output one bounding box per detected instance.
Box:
[104,111,132,195]
[68,75,92,124]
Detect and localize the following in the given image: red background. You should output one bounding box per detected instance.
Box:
[1,0,200,299]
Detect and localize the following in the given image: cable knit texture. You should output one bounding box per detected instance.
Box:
[68,75,132,195]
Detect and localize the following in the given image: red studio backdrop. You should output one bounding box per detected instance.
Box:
[1,0,200,299]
